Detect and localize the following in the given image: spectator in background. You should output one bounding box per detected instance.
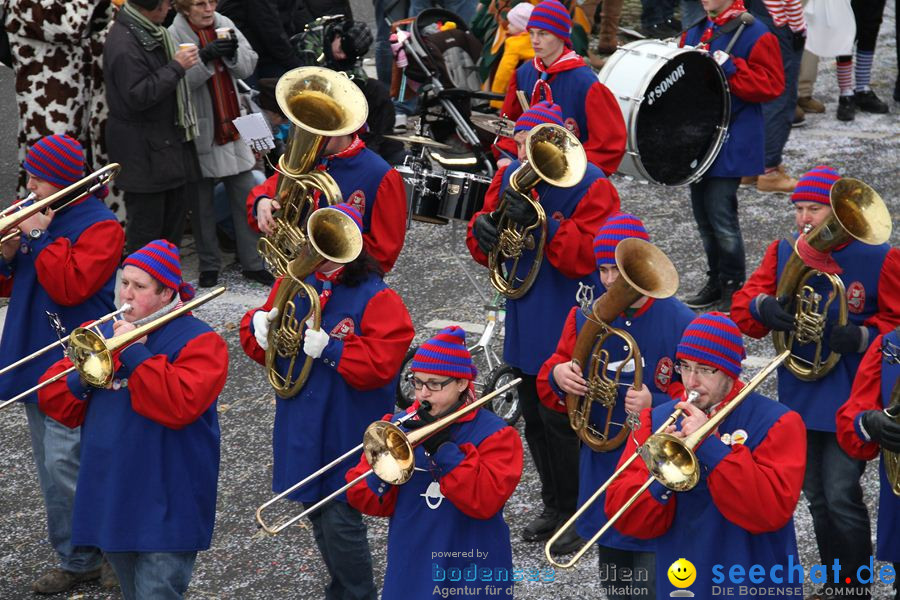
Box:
[640,0,681,37]
[374,0,410,85]
[834,0,890,121]
[217,0,301,82]
[490,2,534,108]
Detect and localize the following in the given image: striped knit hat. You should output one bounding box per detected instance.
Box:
[527,0,572,47]
[514,100,565,133]
[593,213,650,267]
[123,240,196,302]
[676,312,746,380]
[411,326,477,381]
[23,134,85,189]
[791,165,840,206]
[321,203,363,232]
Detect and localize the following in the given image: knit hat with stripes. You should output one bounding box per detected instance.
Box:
[411,326,477,380]
[676,312,746,380]
[527,0,572,47]
[123,240,196,302]
[514,100,565,133]
[791,165,840,206]
[593,213,650,268]
[24,134,85,189]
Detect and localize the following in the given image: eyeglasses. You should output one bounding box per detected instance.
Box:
[674,362,719,378]
[191,0,217,7]
[411,376,457,391]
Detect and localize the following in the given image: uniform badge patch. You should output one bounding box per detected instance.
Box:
[655,357,674,392]
[846,281,865,314]
[563,117,580,138]
[347,190,366,215]
[330,318,355,339]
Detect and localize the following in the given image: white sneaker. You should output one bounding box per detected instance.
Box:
[394,113,408,132]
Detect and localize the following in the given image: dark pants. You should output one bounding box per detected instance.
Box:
[837,0,888,60]
[123,186,187,255]
[688,176,745,284]
[640,0,677,28]
[193,173,263,273]
[516,370,580,516]
[803,431,872,598]
[304,500,377,600]
[597,545,656,600]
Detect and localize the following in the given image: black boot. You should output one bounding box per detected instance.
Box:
[719,279,744,314]
[837,95,856,121]
[685,278,721,309]
[854,89,889,113]
[522,506,559,542]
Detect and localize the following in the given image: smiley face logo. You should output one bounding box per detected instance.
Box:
[668,558,696,588]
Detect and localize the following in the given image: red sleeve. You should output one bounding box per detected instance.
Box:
[238,277,284,366]
[465,166,508,267]
[727,32,785,103]
[33,220,124,306]
[336,289,415,390]
[366,169,407,273]
[492,71,523,161]
[345,444,399,517]
[866,248,900,334]
[545,177,620,278]
[37,357,88,429]
[704,410,806,533]
[836,336,884,461]
[731,240,780,339]
[123,331,229,429]
[0,273,12,297]
[537,306,578,412]
[583,82,627,176]
[246,173,279,233]
[437,424,524,519]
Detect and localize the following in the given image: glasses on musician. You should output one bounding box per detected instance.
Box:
[674,362,719,378]
[411,376,457,391]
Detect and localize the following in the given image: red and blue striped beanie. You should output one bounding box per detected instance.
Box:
[123,239,196,302]
[791,165,840,206]
[321,202,363,232]
[676,312,746,380]
[411,326,477,380]
[593,213,650,268]
[514,100,565,133]
[527,0,572,47]
[24,134,85,189]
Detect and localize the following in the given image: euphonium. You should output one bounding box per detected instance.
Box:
[773,178,892,381]
[883,335,900,496]
[567,238,679,452]
[487,123,586,299]
[265,207,363,398]
[257,67,368,277]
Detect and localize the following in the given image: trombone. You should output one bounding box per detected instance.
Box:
[256,378,522,534]
[545,350,790,568]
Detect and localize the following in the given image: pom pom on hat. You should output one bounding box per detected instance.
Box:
[791,165,840,206]
[593,213,650,267]
[23,134,85,189]
[676,312,746,380]
[411,326,477,381]
[123,239,196,302]
[527,0,572,47]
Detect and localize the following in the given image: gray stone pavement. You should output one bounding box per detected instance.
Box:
[0,1,897,598]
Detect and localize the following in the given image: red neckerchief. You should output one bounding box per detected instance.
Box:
[314,267,344,311]
[531,49,585,78]
[698,0,746,50]
[315,135,366,172]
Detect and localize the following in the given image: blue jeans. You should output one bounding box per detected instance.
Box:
[192,170,264,273]
[24,403,102,573]
[803,431,872,597]
[304,500,377,600]
[640,0,677,28]
[408,0,478,26]
[688,176,745,283]
[105,551,197,600]
[374,0,410,85]
[597,545,656,600]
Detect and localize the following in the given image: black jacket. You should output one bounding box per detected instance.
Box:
[218,0,301,76]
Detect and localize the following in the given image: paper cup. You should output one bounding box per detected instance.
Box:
[215,27,232,40]
[178,43,197,51]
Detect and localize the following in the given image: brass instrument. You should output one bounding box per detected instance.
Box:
[773,178,891,381]
[256,378,522,534]
[567,238,679,452]
[265,207,362,398]
[546,350,789,568]
[884,374,900,497]
[257,67,367,277]
[488,123,586,299]
[0,164,120,244]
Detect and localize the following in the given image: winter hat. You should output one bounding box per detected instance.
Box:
[320,203,363,232]
[514,100,565,133]
[676,312,746,380]
[791,165,840,206]
[23,134,85,189]
[127,0,163,10]
[593,213,650,268]
[527,0,572,47]
[507,2,535,34]
[123,239,196,302]
[411,326,477,380]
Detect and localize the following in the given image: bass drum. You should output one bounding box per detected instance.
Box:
[598,39,730,186]
[395,165,448,224]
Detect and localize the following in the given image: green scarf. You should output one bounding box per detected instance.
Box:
[123,1,198,141]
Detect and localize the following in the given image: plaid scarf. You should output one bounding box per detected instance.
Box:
[191,23,241,145]
[698,0,747,50]
[122,1,198,141]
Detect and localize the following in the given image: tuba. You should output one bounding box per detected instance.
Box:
[257,67,368,277]
[885,378,900,497]
[773,178,891,381]
[567,238,679,452]
[488,123,586,299]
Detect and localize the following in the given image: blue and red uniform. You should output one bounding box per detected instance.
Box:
[246,136,407,273]
[37,315,228,551]
[346,402,523,600]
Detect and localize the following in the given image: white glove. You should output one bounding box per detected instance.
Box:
[252,307,279,351]
[303,326,330,359]
[712,50,730,66]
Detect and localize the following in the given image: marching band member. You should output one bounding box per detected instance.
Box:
[605,313,807,600]
[731,165,900,599]
[538,214,695,598]
[837,330,900,600]
[680,0,785,312]
[494,0,626,176]
[37,240,228,600]
[240,204,413,600]
[0,134,123,594]
[467,100,619,554]
[345,326,524,599]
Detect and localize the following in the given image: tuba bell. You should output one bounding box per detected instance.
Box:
[883,336,900,497]
[567,238,679,452]
[773,178,892,381]
[488,123,586,299]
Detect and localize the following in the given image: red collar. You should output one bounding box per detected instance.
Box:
[707,379,745,417]
[323,135,365,160]
[315,267,344,283]
[627,297,656,319]
[532,49,585,76]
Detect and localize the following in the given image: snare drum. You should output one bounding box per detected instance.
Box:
[395,165,448,224]
[598,39,730,186]
[438,171,490,221]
